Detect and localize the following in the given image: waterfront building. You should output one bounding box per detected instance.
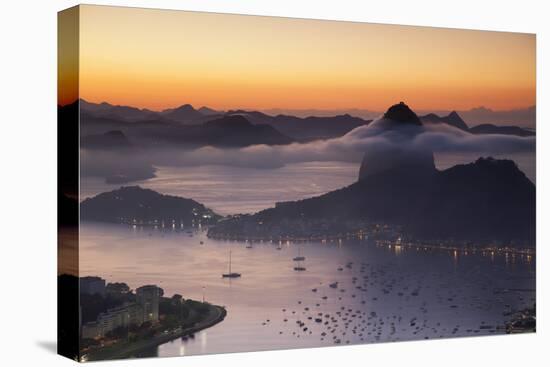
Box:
[82,303,145,339]
[97,306,129,336]
[80,284,162,339]
[126,302,145,325]
[136,285,161,323]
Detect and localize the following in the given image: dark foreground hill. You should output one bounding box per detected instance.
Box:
[209,102,535,246]
[81,186,221,226]
[209,157,534,244]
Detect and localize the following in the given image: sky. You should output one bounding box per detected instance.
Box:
[58,6,79,107]
[60,5,535,112]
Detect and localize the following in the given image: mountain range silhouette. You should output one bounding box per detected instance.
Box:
[76,99,534,149]
[208,103,535,244]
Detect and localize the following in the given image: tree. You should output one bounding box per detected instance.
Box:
[171,294,183,305]
[106,282,130,295]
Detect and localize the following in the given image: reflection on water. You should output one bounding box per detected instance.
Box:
[80,222,535,357]
[80,162,359,215]
[80,152,535,216]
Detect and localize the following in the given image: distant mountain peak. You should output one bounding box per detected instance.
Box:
[205,115,253,128]
[419,110,468,130]
[471,106,493,113]
[173,104,195,111]
[383,102,421,125]
[159,103,206,123]
[445,111,468,130]
[198,106,219,115]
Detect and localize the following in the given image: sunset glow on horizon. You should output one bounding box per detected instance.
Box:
[61,5,536,111]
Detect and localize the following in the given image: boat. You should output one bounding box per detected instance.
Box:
[292,246,306,271]
[293,246,305,261]
[293,260,306,271]
[222,250,241,278]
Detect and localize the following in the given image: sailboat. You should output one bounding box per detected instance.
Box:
[222,250,241,278]
[293,246,305,262]
[293,252,306,271]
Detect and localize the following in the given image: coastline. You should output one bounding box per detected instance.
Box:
[85,304,226,362]
[206,231,536,257]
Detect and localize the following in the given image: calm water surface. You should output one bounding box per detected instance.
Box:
[80,155,535,357]
[81,162,358,215]
[80,153,535,216]
[80,222,535,357]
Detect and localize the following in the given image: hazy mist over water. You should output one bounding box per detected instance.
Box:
[78,136,535,357]
[81,152,535,215]
[81,162,359,215]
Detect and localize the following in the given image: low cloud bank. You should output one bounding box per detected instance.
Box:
[81,120,535,183]
[80,149,156,183]
[155,121,535,167]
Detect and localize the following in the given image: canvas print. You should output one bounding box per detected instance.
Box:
[58,5,536,362]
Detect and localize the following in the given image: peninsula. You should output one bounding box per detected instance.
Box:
[73,275,226,362]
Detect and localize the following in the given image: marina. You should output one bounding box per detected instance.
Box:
[80,222,536,357]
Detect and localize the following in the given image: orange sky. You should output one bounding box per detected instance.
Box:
[58,6,79,106]
[60,5,536,111]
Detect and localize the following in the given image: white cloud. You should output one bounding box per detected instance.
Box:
[80,118,535,181]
